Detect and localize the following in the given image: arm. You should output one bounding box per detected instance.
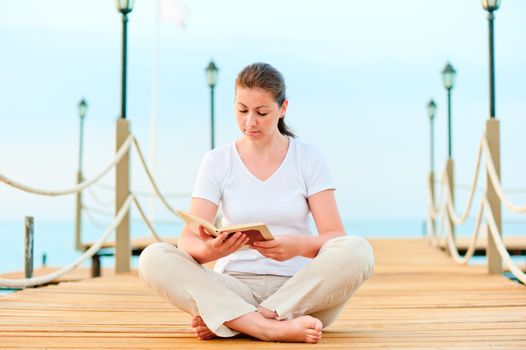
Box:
[252,189,345,260]
[301,189,346,257]
[178,198,248,264]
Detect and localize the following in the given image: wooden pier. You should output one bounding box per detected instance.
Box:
[1,238,525,349]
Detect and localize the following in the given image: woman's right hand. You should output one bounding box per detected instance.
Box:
[197,226,249,260]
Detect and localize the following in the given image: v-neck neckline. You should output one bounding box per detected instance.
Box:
[233,138,292,184]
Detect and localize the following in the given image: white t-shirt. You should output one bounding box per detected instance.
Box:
[192,137,335,276]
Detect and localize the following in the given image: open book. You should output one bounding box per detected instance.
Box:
[175,209,274,244]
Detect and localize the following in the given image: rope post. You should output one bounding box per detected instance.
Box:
[24,216,34,279]
[445,158,455,254]
[485,118,502,274]
[115,118,131,273]
[75,171,83,251]
[428,171,436,239]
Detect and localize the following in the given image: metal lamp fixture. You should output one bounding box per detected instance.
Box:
[482,0,501,119]
[482,0,501,11]
[442,62,456,158]
[116,0,135,119]
[116,0,135,14]
[427,99,437,173]
[441,63,457,91]
[206,61,219,88]
[78,99,88,120]
[77,98,88,173]
[206,60,219,149]
[427,100,437,121]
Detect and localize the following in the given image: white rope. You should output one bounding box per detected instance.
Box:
[431,204,447,247]
[132,196,164,243]
[428,166,447,219]
[482,137,526,213]
[135,190,191,199]
[83,203,179,226]
[443,138,484,225]
[426,213,440,247]
[86,186,114,207]
[0,195,133,288]
[444,200,486,265]
[131,138,181,217]
[94,181,190,199]
[82,205,108,230]
[483,198,526,284]
[0,135,133,196]
[83,205,113,217]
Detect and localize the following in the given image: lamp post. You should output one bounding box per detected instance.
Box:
[441,62,456,159]
[482,0,501,119]
[441,62,457,253]
[116,0,135,120]
[427,100,437,174]
[75,99,88,251]
[115,0,134,274]
[427,99,437,240]
[482,0,503,274]
[78,99,88,172]
[206,60,219,149]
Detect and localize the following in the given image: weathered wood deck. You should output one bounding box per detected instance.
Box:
[1,238,525,349]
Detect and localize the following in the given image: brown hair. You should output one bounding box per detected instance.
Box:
[235,63,296,138]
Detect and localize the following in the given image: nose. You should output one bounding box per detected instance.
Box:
[245,112,258,127]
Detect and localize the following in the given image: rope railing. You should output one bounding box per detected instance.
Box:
[131,138,182,218]
[0,132,183,288]
[0,135,133,196]
[428,131,526,284]
[483,197,526,284]
[86,186,114,207]
[0,194,167,289]
[482,137,526,213]
[444,200,486,265]
[82,205,108,230]
[443,138,484,226]
[93,181,190,199]
[0,195,134,288]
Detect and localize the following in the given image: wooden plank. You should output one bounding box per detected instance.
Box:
[1,238,525,349]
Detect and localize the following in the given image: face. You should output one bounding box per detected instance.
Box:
[235,86,288,140]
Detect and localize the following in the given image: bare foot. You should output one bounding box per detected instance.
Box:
[258,306,278,319]
[225,312,323,343]
[190,316,217,340]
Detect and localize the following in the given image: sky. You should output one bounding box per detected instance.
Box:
[0,0,525,225]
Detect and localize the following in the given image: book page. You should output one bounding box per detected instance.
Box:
[175,210,218,237]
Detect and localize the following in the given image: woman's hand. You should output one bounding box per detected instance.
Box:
[250,236,303,261]
[198,226,249,260]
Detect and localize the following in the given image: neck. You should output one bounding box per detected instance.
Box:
[238,133,288,156]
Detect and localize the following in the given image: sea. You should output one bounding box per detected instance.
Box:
[1,218,525,294]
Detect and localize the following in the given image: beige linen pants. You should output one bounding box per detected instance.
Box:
[138,235,374,337]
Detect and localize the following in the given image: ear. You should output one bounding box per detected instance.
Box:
[280,99,288,118]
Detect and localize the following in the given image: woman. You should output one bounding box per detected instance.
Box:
[139,63,374,344]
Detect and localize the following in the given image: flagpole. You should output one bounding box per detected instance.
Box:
[148,0,161,227]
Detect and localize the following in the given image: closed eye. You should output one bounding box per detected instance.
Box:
[239,109,248,113]
[257,112,268,116]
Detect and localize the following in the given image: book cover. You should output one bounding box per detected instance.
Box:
[175,209,274,244]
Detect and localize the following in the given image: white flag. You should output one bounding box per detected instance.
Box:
[160,0,187,29]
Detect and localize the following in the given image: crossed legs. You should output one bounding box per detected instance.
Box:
[138,235,374,343]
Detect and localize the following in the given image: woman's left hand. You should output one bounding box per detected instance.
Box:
[250,236,303,261]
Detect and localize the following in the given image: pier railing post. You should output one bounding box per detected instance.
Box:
[485,118,502,274]
[115,118,131,273]
[445,159,455,254]
[428,171,436,239]
[75,171,83,251]
[24,216,34,279]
